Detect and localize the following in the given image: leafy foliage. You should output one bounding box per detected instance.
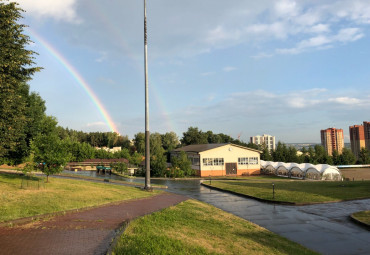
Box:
[31,116,71,181]
[170,151,193,177]
[0,2,41,163]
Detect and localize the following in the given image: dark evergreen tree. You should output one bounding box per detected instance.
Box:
[0,2,41,163]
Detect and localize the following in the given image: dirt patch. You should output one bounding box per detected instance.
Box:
[340,168,370,180]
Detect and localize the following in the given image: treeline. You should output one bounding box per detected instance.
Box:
[260,142,370,165]
[56,128,131,148]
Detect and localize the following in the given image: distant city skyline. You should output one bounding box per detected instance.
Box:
[18,0,370,143]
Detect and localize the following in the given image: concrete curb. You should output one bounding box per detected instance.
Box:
[106,221,130,255]
[201,182,370,206]
[200,183,295,205]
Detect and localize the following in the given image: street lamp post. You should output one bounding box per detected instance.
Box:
[144,0,151,190]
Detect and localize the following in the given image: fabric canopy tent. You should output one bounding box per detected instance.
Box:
[261,160,342,180]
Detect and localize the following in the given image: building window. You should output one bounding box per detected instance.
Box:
[213,158,224,166]
[193,157,200,166]
[249,157,258,165]
[203,158,213,166]
[238,157,248,165]
[203,158,224,166]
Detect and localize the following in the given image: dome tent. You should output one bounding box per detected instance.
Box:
[260,160,342,181]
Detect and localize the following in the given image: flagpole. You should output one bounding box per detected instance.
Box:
[144,0,151,190]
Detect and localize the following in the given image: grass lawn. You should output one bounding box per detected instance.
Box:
[352,210,370,225]
[203,177,370,204]
[113,199,317,255]
[0,173,161,223]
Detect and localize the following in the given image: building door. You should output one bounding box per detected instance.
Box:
[226,163,237,175]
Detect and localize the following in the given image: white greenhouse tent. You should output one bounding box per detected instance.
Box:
[260,160,342,181]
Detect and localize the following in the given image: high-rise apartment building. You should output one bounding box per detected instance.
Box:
[250,134,275,151]
[349,125,365,159]
[364,121,370,151]
[320,128,344,156]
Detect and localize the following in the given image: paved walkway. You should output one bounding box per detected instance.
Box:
[0,193,188,255]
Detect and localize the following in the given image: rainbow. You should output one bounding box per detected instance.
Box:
[88,1,178,133]
[27,29,119,134]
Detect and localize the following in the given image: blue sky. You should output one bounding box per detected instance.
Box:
[18,0,370,143]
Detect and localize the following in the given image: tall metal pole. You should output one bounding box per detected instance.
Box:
[144,0,151,190]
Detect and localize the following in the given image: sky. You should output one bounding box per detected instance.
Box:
[16,0,370,143]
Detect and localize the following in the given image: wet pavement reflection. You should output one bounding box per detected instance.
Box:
[64,171,370,255]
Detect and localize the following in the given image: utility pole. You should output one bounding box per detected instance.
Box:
[144,0,151,190]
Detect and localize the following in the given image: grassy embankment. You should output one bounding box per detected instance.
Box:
[352,211,370,225]
[0,173,161,223]
[113,199,317,255]
[203,176,370,204]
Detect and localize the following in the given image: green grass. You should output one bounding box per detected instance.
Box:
[352,211,370,225]
[113,199,317,255]
[204,178,370,204]
[0,173,161,222]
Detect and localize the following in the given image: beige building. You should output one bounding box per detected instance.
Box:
[172,143,261,177]
[349,124,365,159]
[250,134,276,151]
[364,121,370,151]
[320,128,344,156]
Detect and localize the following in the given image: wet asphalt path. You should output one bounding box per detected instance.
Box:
[60,172,370,255]
[152,179,370,255]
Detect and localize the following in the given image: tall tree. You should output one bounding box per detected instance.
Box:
[181,127,208,145]
[0,2,41,163]
[161,131,179,152]
[31,116,71,182]
[358,148,370,164]
[150,133,166,177]
[339,148,356,165]
[134,132,145,154]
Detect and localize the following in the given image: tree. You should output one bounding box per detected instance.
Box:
[181,127,208,145]
[339,148,356,165]
[161,131,179,152]
[331,150,340,165]
[112,162,128,174]
[150,133,166,177]
[260,145,272,161]
[133,132,145,154]
[31,116,71,182]
[358,148,370,164]
[0,2,41,162]
[130,151,143,166]
[171,151,193,177]
[272,142,288,162]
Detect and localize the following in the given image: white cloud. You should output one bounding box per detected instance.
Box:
[334,28,364,42]
[22,1,370,59]
[246,22,288,39]
[201,72,215,76]
[17,0,79,22]
[274,0,299,17]
[188,88,367,118]
[328,97,362,105]
[223,66,237,72]
[308,24,331,33]
[276,27,363,55]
